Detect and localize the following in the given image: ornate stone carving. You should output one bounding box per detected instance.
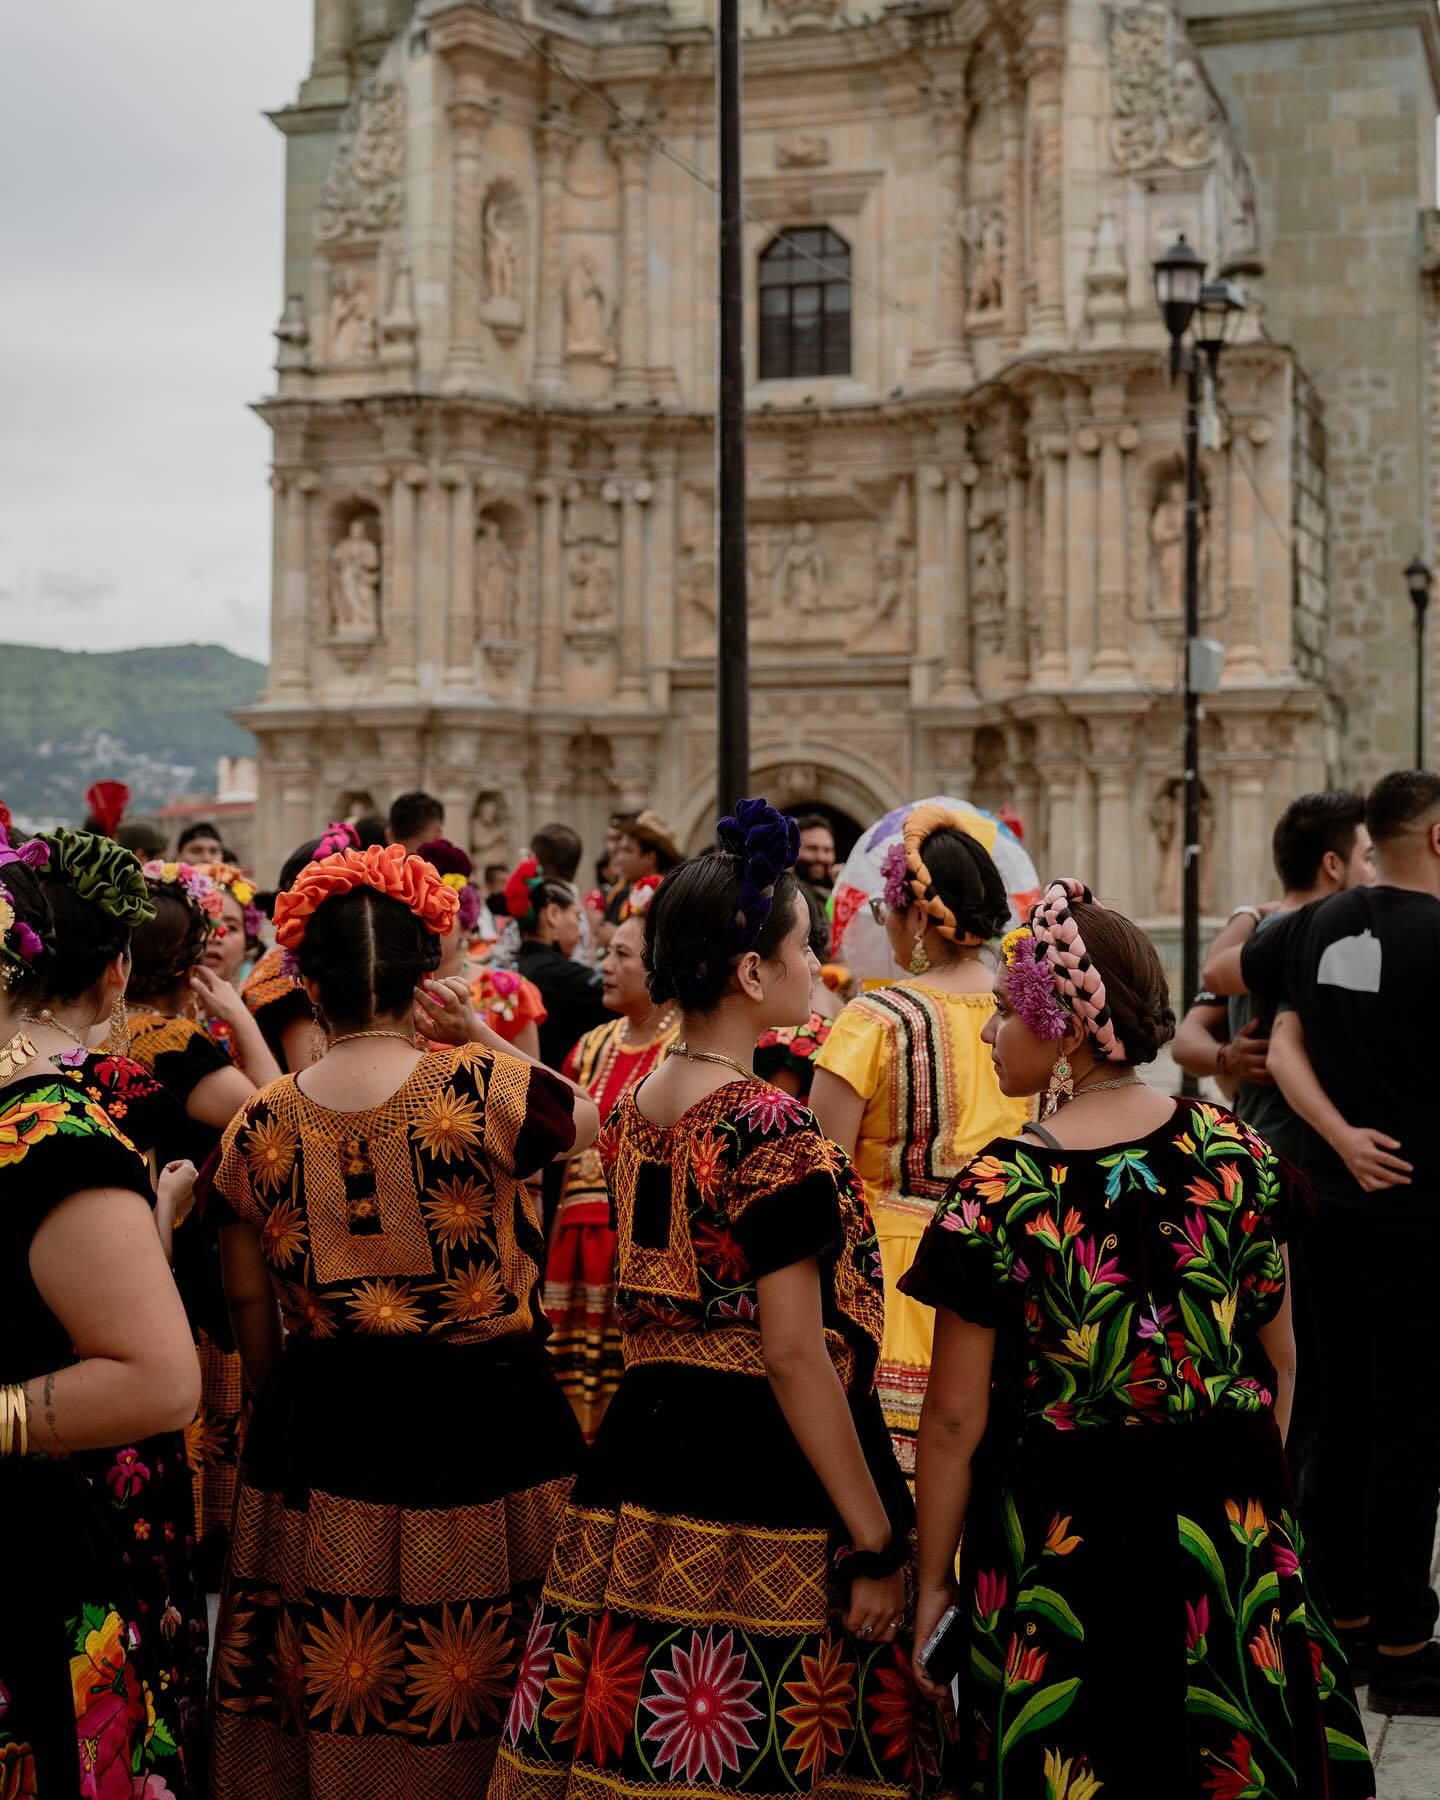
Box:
[1108,2,1220,172]
[564,254,615,362]
[481,182,526,341]
[965,208,1006,316]
[484,195,519,303]
[1149,777,1217,914]
[767,0,842,30]
[475,514,518,640]
[328,267,377,362]
[329,514,381,637]
[567,542,615,625]
[561,480,621,659]
[315,76,405,243]
[775,133,830,168]
[1149,466,1211,617]
[780,521,824,614]
[970,507,1008,657]
[469,791,511,870]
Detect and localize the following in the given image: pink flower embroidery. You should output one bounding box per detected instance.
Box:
[642,1627,762,1784]
[106,1447,151,1501]
[505,1609,554,1744]
[732,1088,809,1137]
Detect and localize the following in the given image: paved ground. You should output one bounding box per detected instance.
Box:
[1367,1532,1440,1798]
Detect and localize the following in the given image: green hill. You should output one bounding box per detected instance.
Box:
[0,643,266,827]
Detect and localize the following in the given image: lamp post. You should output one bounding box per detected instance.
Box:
[1406,556,1432,768]
[715,0,750,813]
[1152,236,1246,1095]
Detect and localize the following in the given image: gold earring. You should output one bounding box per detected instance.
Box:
[909,933,931,977]
[1044,1052,1074,1118]
[308,1004,328,1066]
[108,995,130,1057]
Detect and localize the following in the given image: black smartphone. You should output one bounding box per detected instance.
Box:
[918,1603,966,1686]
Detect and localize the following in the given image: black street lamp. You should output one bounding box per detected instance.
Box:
[1152,235,1246,1096]
[1406,555,1432,768]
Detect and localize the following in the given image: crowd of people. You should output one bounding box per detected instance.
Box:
[0,769,1429,1799]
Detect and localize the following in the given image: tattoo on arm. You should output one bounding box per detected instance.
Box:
[42,1371,73,1454]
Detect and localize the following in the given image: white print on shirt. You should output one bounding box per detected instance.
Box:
[1316,930,1382,994]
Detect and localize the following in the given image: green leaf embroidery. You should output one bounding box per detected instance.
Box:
[1000,1676,1081,1759]
[969,1644,1002,1688]
[1239,1570,1279,1635]
[1016,1584,1085,1641]
[1178,1519,1235,1617]
[1185,1684,1251,1730]
[1324,1728,1372,1762]
[1001,1491,1026,1570]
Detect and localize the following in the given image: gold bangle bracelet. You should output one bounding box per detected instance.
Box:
[0,1383,28,1459]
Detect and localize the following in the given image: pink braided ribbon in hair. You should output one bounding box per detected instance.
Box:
[1028,878,1128,1064]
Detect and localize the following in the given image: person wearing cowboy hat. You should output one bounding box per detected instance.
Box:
[597,812,684,952]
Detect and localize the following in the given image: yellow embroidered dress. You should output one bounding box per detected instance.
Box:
[204,1043,584,1799]
[490,1081,956,1799]
[813,982,1028,1472]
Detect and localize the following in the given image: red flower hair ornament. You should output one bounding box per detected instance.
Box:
[273,843,458,954]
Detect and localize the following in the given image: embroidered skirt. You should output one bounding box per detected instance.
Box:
[543,1194,625,1442]
[208,1334,583,1800]
[488,1364,958,1799]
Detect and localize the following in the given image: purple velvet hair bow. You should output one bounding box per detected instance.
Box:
[678,798,800,1008]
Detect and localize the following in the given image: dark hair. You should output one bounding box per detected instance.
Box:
[1068,902,1176,1067]
[388,791,444,842]
[800,882,830,961]
[532,823,582,883]
[794,813,832,837]
[1365,770,1440,845]
[128,888,210,1003]
[916,827,1010,943]
[644,854,802,1012]
[115,817,168,860]
[353,813,388,849]
[519,879,577,940]
[0,861,55,1005]
[176,821,221,854]
[1270,790,1365,890]
[297,886,442,1032]
[483,863,508,887]
[37,877,131,1004]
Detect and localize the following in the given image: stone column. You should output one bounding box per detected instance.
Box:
[1091,421,1136,680]
[613,127,651,405]
[1068,426,1099,684]
[1226,423,1266,679]
[1026,6,1066,347]
[928,89,974,387]
[1040,753,1078,878]
[916,462,947,673]
[1031,402,1068,687]
[273,469,315,698]
[443,60,493,393]
[942,463,976,698]
[615,453,652,697]
[313,0,351,76]
[647,443,678,703]
[534,473,564,697]
[1226,728,1271,908]
[532,118,568,400]
[443,465,476,689]
[1003,450,1029,688]
[382,463,425,693]
[1091,714,1137,915]
[1000,75,1027,353]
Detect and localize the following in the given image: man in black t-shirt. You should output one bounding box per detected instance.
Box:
[1219,771,1440,1715]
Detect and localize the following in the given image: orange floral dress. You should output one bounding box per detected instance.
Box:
[204,1044,584,1799]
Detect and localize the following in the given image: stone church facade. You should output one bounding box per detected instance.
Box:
[240,0,1440,933]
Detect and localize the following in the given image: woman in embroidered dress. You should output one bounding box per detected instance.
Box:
[205,843,597,1798]
[420,837,547,1060]
[24,828,211,1779]
[543,876,680,1440]
[125,861,271,1589]
[903,883,1374,1798]
[490,801,955,1800]
[195,862,266,1062]
[0,847,201,1798]
[810,808,1028,1476]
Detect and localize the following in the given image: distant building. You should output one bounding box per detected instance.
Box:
[156,758,260,868]
[238,0,1439,937]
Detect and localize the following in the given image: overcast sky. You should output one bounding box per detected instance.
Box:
[0,2,310,665]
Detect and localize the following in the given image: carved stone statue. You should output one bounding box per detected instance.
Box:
[782,522,824,614]
[484,200,518,303]
[470,792,511,870]
[330,518,380,636]
[1108,1,1217,172]
[565,255,612,359]
[1150,778,1217,914]
[857,548,915,651]
[968,210,1006,314]
[329,269,376,362]
[971,511,1008,655]
[1151,480,1186,616]
[315,77,406,243]
[1168,57,1214,167]
[567,542,615,624]
[475,518,518,640]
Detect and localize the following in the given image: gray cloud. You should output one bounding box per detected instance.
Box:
[0,0,309,662]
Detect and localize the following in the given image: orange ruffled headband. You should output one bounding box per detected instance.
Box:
[273,843,458,952]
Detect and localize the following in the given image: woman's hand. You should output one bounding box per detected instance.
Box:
[844,1570,906,1645]
[414,976,483,1046]
[189,964,247,1027]
[154,1158,197,1257]
[910,1582,958,1702]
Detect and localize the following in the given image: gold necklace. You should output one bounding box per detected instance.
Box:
[669,1041,755,1082]
[624,1005,679,1049]
[1066,1075,1145,1103]
[0,1029,39,1082]
[327,1029,418,1050]
[21,1009,89,1051]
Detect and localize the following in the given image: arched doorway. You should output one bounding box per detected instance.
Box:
[676,755,898,855]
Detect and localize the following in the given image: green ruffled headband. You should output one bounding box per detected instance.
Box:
[37,828,155,928]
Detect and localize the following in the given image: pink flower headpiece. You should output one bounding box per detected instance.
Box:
[1025,879,1128,1063]
[1000,926,1069,1041]
[141,860,225,927]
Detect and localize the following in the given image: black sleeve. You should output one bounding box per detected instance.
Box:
[1240,911,1301,1000]
[729,1121,844,1279]
[475,1049,577,1178]
[540,958,606,1003]
[897,1170,1009,1328]
[0,1085,153,1251]
[152,1026,233,1103]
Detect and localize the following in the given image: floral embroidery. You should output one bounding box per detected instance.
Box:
[731,1087,810,1137]
[405,1603,513,1738]
[777,1635,855,1778]
[413,1085,484,1162]
[302,1599,406,1733]
[346,1279,425,1336]
[641,1627,763,1785]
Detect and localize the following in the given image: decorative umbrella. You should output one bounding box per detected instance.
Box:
[829,797,1042,985]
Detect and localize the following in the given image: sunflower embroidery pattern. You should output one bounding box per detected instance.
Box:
[302,1599,407,1733]
[243,1112,299,1194]
[405,1603,514,1738]
[423,1174,495,1253]
[413,1084,484,1163]
[346,1278,425,1335]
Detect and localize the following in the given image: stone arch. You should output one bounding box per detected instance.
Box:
[674,747,901,856]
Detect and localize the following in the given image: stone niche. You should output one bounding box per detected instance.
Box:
[318,495,385,659]
[481,178,526,341]
[476,498,529,681]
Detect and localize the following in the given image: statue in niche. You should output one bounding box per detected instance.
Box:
[967,210,1006,314]
[565,255,613,360]
[330,518,380,636]
[971,510,1008,646]
[1150,478,1210,616]
[329,268,376,361]
[484,199,518,303]
[856,548,915,651]
[567,543,615,625]
[781,522,825,614]
[1167,57,1214,168]
[470,792,511,870]
[475,518,517,639]
[1149,778,1217,915]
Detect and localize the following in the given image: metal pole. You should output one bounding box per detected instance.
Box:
[1418,602,1428,769]
[1181,352,1202,1099]
[715,0,750,813]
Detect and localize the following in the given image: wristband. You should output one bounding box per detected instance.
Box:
[1229,905,1262,927]
[833,1537,908,1586]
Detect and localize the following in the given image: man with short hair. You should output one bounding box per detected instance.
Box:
[176,820,225,864]
[386,791,444,854]
[1211,771,1440,1714]
[482,863,509,904]
[795,813,837,894]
